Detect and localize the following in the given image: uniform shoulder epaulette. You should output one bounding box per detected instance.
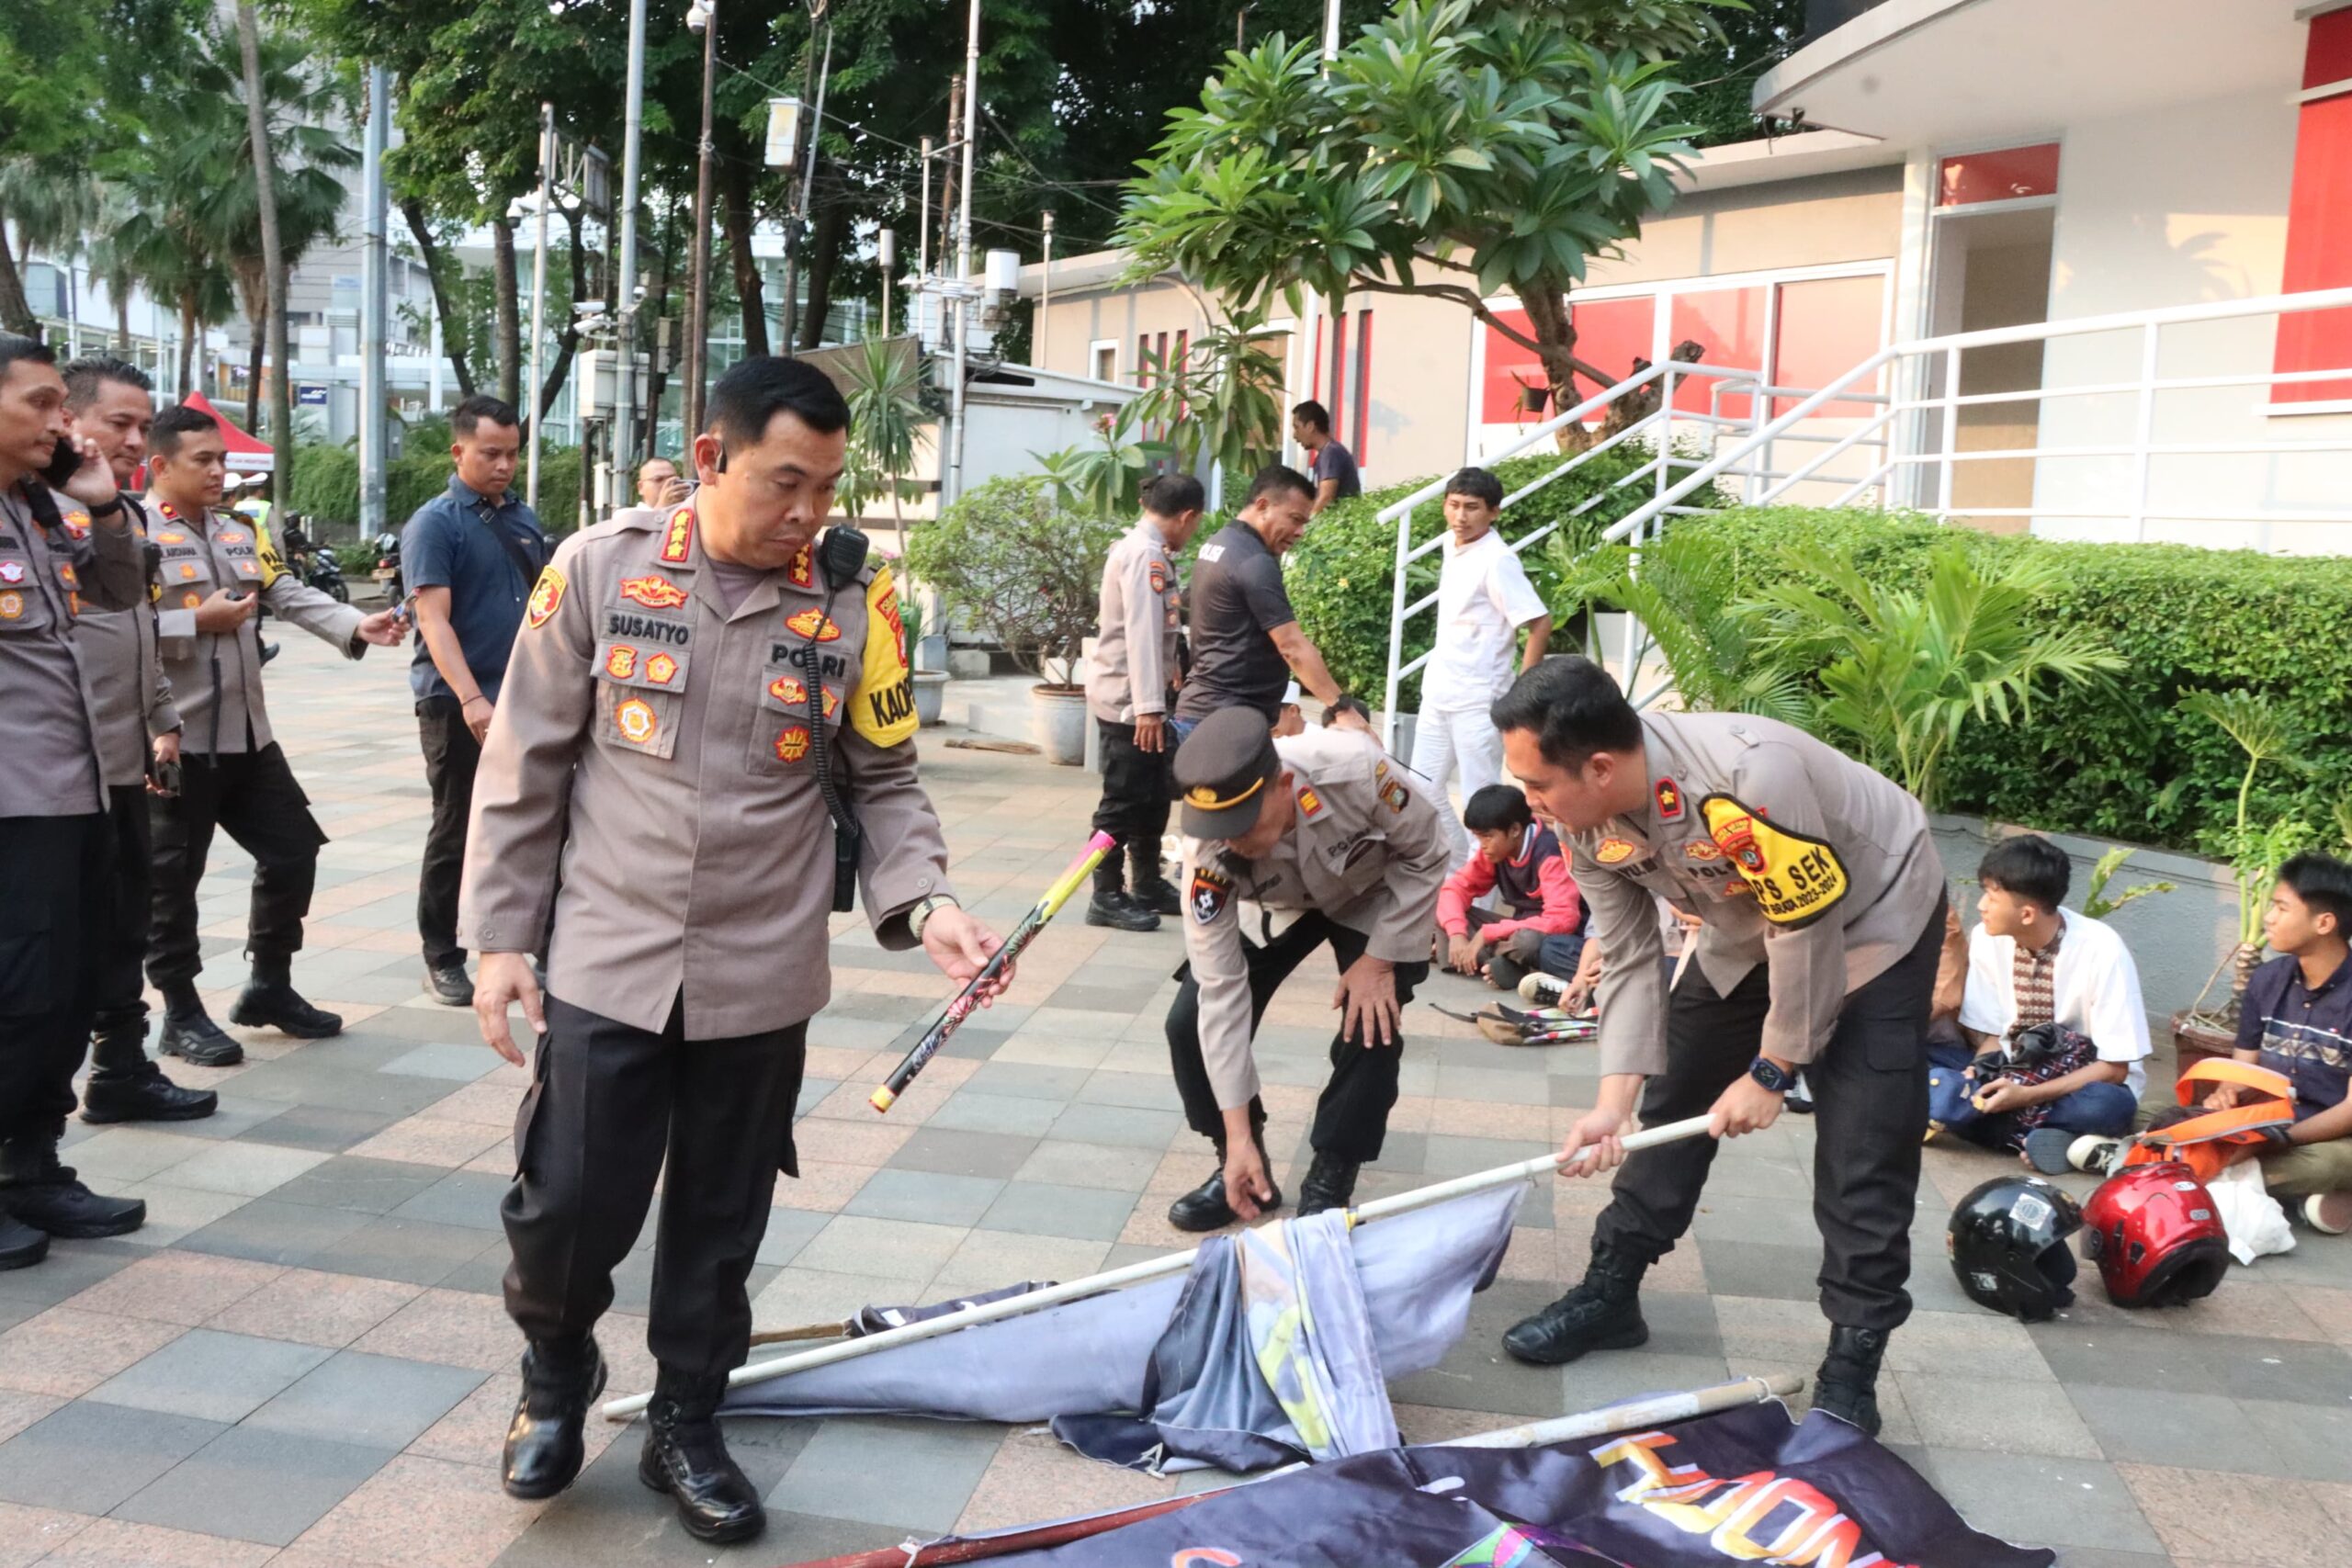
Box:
[605,506,665,535]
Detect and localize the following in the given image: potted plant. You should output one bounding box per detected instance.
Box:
[1512,371,1552,415]
[903,475,1120,765]
[2171,690,2312,1062]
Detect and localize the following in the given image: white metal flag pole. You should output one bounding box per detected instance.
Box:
[602,1113,1716,1421]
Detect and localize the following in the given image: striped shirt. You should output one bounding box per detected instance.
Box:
[2235,953,2352,1117]
[2009,922,2063,1039]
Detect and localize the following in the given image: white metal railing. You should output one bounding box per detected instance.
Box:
[1376,355,1887,749]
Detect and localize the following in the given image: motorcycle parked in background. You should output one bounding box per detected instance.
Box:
[277,518,348,603]
[370,532,403,604]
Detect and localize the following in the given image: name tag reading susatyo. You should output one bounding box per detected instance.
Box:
[1699,795,1849,928]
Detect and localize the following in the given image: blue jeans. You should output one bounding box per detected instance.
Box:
[1928,1041,2137,1145]
[1169,717,1200,746]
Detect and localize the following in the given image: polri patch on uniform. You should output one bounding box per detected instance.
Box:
[774,725,811,762]
[180,590,201,609]
[1596,837,1638,864]
[787,606,842,642]
[1190,867,1232,925]
[1149,559,1168,594]
[619,574,689,609]
[615,697,659,746]
[1684,839,1723,862]
[526,566,566,628]
[604,645,639,680]
[1297,785,1324,819]
[646,652,680,686]
[1380,779,1409,813]
[1655,776,1683,821]
[768,673,808,705]
[660,506,695,564]
[1700,793,1849,929]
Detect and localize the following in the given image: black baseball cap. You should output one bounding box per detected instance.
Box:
[1174,707,1282,838]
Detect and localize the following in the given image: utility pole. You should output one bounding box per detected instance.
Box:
[779,5,831,352]
[526,102,553,510]
[916,136,934,283]
[359,64,390,536]
[1038,209,1053,368]
[684,0,718,435]
[1294,0,1343,468]
[614,0,647,471]
[938,75,963,288]
[878,228,895,337]
[944,0,979,506]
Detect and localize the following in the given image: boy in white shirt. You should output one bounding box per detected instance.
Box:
[1409,468,1552,864]
[1944,834,2151,1171]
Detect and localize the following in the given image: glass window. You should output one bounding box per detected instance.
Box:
[1936,143,2060,208]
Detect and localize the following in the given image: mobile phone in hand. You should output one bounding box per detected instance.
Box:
[151,758,183,797]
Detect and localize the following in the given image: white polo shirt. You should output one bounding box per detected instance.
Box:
[1419,528,1548,713]
[1959,908,2152,1096]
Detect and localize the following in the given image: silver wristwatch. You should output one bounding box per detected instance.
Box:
[909,894,959,943]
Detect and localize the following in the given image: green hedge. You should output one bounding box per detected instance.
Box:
[1640,508,2352,855]
[1287,446,1716,708]
[287,426,583,539]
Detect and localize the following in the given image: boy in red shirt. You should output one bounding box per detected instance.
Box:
[1437,784,1586,992]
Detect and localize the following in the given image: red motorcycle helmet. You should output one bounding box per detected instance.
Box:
[2080,1161,2231,1308]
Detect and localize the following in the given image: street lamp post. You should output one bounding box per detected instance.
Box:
[614,0,647,467]
[878,228,896,337]
[1038,209,1053,368]
[684,0,718,436]
[944,0,980,506]
[526,101,553,510]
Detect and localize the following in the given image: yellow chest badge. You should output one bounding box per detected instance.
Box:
[1699,794,1849,929]
[786,606,842,643]
[1595,837,1638,864]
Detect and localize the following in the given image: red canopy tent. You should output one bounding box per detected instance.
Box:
[176,391,275,473]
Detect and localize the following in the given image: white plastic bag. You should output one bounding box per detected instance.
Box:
[2206,1158,2295,1264]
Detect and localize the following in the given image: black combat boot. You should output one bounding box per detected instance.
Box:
[157,984,244,1067]
[1084,862,1159,932]
[0,1134,145,1239]
[1167,1126,1283,1231]
[230,955,344,1038]
[1296,1152,1362,1217]
[639,1369,763,1543]
[82,1019,218,1123]
[1501,1244,1651,1365]
[1811,1325,1889,1437]
[0,1213,46,1270]
[1128,841,1182,918]
[502,1336,606,1499]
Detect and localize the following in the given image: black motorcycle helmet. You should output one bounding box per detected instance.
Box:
[1948,1175,2084,1322]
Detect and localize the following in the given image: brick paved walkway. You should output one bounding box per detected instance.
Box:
[2,633,2349,1565]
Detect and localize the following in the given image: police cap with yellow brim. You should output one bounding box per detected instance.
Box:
[1175,706,1282,839]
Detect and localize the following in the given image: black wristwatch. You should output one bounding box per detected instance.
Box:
[1747,1056,1794,1094]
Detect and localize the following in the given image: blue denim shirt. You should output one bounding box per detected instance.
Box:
[401,475,548,705]
[2235,952,2352,1116]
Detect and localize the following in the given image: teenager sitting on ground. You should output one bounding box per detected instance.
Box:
[1436,784,1586,993]
[1935,834,2150,1172]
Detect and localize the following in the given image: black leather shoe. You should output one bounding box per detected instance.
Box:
[230,977,343,1038]
[1296,1153,1362,1216]
[1166,1131,1283,1232]
[0,1213,47,1270]
[425,961,475,1008]
[0,1140,145,1239]
[1502,1246,1650,1365]
[1811,1325,1888,1437]
[502,1337,605,1500]
[1084,889,1159,932]
[1130,876,1182,918]
[82,1068,219,1124]
[158,1007,244,1067]
[639,1373,763,1544]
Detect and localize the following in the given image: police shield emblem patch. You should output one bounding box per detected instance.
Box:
[1190,867,1231,925]
[1700,793,1849,928]
[526,566,566,628]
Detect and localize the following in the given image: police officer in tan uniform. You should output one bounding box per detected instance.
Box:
[460,356,1004,1545]
[60,358,215,1123]
[0,333,160,1269]
[1084,471,1204,931]
[1490,657,1948,1436]
[1163,706,1452,1230]
[142,404,403,1065]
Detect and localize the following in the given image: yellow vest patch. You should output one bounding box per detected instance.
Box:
[851,566,918,747]
[1700,794,1849,929]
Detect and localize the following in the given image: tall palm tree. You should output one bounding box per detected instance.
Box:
[111,165,238,396]
[0,159,97,338]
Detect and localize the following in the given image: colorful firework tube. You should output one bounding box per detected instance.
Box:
[870,830,1116,1113]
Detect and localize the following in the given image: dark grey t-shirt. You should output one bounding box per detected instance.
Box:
[1175,520,1295,723]
[1311,441,1362,502]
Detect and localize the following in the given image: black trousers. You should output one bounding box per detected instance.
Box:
[502,993,808,1380]
[1090,719,1172,886]
[1165,912,1430,1163]
[0,812,115,1141]
[146,744,328,990]
[1592,897,1946,1333]
[91,784,156,1073]
[416,696,481,968]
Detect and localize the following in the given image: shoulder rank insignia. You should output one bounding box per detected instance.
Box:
[1296,785,1324,820]
[526,565,566,628]
[1655,776,1683,821]
[788,547,812,589]
[660,506,695,564]
[1190,865,1232,925]
[1700,793,1848,929]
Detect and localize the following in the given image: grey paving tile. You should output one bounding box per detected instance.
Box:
[175,1197,376,1267]
[756,1208,831,1268]
[1690,1192,1828,1248]
[1012,1140,1161,1191]
[2235,1396,2352,1482]
[272,1155,460,1214]
[2028,1321,2233,1396]
[1421,1134,1553,1179]
[922,1090,1066,1138]
[114,1425,389,1547]
[2066,1384,2281,1473]
[1914,1449,2163,1553]
[796,1077,841,1116]
[0,1237,143,1309]
[244,1348,488,1450]
[0,1399,226,1514]
[1046,1102,1184,1148]
[962,1062,1090,1100]
[2198,1332,2352,1407]
[388,1168,514,1232]
[1044,984,1149,1016]
[768,1416,1003,1531]
[381,1042,500,1081]
[86,1327,333,1422]
[888,1126,1041,1179]
[1897,1372,2099,1457]
[845,1168,1006,1226]
[978,1180,1140,1242]
[1388,1280,1574,1417]
[301,1214,511,1287]
[238,1104,401,1153]
[1073,1070,1182,1111]
[492,1420,822,1567]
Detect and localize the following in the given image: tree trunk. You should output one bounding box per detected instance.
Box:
[492,218,522,408]
[716,155,767,359]
[536,204,590,420]
[639,205,677,461]
[177,295,198,397]
[0,211,35,338]
[114,290,130,351]
[235,3,296,501]
[401,197,476,398]
[244,321,266,432]
[798,188,850,353]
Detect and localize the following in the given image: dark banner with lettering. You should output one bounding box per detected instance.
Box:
[986,1404,2052,1568]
